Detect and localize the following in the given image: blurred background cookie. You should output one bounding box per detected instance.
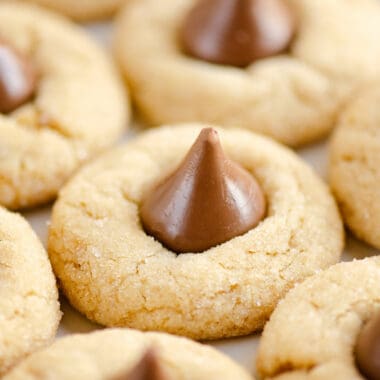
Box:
[114,0,380,147]
[4,328,253,379]
[0,2,130,209]
[18,0,125,21]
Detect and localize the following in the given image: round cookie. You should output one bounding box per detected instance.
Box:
[4,328,253,379]
[0,206,60,375]
[114,0,380,147]
[330,86,380,249]
[0,2,129,210]
[48,124,343,340]
[19,0,125,21]
[256,257,380,380]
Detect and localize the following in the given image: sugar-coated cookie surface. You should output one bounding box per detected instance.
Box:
[0,206,60,375]
[114,0,380,147]
[0,2,129,210]
[257,257,380,380]
[4,328,253,379]
[48,124,343,340]
[330,86,380,249]
[19,0,124,21]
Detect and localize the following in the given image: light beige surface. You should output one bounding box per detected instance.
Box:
[48,124,343,340]
[19,0,125,21]
[114,0,380,147]
[0,206,60,375]
[4,328,253,379]
[0,2,129,210]
[330,86,380,249]
[256,257,380,380]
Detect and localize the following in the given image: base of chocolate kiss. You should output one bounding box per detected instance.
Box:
[140,128,266,253]
[180,0,296,67]
[112,349,170,380]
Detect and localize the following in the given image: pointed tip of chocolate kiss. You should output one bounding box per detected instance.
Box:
[355,311,380,380]
[113,348,169,380]
[140,127,266,254]
[198,127,218,141]
[180,0,296,67]
[192,127,222,160]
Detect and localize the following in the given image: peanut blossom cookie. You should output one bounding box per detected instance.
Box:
[0,2,129,210]
[330,86,380,249]
[0,206,60,375]
[20,0,125,21]
[114,0,380,147]
[257,257,380,380]
[48,124,343,339]
[4,328,252,380]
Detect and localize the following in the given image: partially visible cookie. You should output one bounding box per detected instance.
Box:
[0,2,129,210]
[19,0,125,21]
[329,86,380,249]
[48,124,343,340]
[4,328,253,379]
[114,0,380,146]
[256,257,380,380]
[0,206,60,375]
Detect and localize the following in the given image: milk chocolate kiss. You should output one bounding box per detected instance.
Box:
[113,349,169,380]
[0,41,37,113]
[180,0,296,67]
[140,128,266,253]
[355,311,380,380]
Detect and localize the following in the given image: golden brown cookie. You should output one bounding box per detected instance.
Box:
[257,257,380,380]
[0,206,60,375]
[4,328,253,379]
[0,2,129,210]
[330,86,380,249]
[48,124,343,340]
[114,0,380,147]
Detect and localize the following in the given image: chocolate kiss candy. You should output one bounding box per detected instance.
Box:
[0,41,37,113]
[113,349,169,380]
[141,128,266,253]
[180,0,296,67]
[355,311,380,380]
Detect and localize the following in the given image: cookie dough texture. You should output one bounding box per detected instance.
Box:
[257,257,380,380]
[114,0,380,147]
[48,124,343,340]
[330,86,380,249]
[0,207,60,375]
[0,2,129,210]
[4,328,252,380]
[20,0,124,21]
